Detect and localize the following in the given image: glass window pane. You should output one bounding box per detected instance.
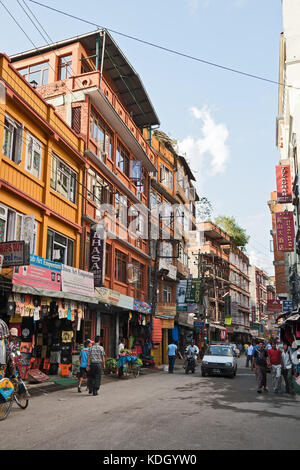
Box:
[46,229,53,260]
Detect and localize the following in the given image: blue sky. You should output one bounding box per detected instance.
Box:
[0,0,283,274]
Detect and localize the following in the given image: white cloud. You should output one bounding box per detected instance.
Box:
[248,249,274,276]
[178,105,230,193]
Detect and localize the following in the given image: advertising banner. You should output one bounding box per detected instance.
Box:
[89,223,106,287]
[275,212,295,252]
[13,255,61,291]
[176,280,187,311]
[61,265,94,298]
[94,287,120,306]
[133,299,151,314]
[276,165,292,203]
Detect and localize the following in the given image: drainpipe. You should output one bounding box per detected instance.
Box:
[95,33,100,71]
[99,30,106,89]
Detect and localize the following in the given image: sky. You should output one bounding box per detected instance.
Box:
[0,0,283,275]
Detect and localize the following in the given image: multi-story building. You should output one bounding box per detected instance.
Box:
[0,52,98,373]
[268,0,300,308]
[249,266,268,323]
[10,30,160,356]
[146,130,198,364]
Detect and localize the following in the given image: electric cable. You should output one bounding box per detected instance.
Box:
[28,0,299,90]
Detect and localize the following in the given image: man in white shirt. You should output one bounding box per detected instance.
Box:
[282,343,295,395]
[186,340,199,360]
[118,338,125,358]
[246,343,253,368]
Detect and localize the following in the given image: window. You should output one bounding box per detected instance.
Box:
[163,283,172,303]
[18,62,49,87]
[25,133,42,179]
[163,202,173,229]
[90,111,113,160]
[115,250,127,283]
[71,107,81,134]
[159,163,173,190]
[115,192,127,227]
[81,55,92,74]
[128,206,145,236]
[0,204,37,253]
[132,260,144,290]
[50,154,77,203]
[87,169,112,205]
[46,228,74,266]
[58,54,72,80]
[3,115,23,163]
[116,141,129,176]
[105,245,111,277]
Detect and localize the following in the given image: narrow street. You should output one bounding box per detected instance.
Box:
[2,358,300,451]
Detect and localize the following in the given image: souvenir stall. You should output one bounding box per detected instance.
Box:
[4,292,89,379]
[128,312,153,367]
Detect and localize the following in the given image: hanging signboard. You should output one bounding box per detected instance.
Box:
[158,259,177,281]
[276,165,292,203]
[185,279,202,303]
[275,212,295,252]
[267,299,282,313]
[89,223,106,287]
[176,280,188,311]
[0,241,30,268]
[282,300,293,312]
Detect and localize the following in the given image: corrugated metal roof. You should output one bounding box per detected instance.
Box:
[10,29,160,128]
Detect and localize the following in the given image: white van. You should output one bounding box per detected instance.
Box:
[201,344,237,378]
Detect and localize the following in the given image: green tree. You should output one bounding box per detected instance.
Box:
[215,215,249,250]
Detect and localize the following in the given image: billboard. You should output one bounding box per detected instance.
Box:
[61,265,94,298]
[13,255,61,291]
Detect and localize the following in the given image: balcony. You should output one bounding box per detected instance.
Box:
[69,71,157,173]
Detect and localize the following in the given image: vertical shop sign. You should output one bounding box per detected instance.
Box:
[275,212,295,252]
[89,223,106,287]
[276,165,292,203]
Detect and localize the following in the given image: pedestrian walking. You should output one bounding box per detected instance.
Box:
[291,342,300,376]
[245,343,253,368]
[78,339,92,393]
[281,343,295,395]
[86,336,106,396]
[167,340,177,374]
[252,340,270,393]
[267,340,282,394]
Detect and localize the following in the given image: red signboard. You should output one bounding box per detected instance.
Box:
[267,300,282,313]
[276,165,292,203]
[275,211,295,252]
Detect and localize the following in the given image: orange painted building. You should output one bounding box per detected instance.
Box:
[10,30,160,356]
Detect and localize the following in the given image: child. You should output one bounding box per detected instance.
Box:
[78,339,91,393]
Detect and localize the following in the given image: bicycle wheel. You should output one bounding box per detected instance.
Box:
[0,397,12,421]
[13,380,29,409]
[132,364,140,378]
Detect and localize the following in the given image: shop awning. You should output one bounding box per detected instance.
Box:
[12,284,99,304]
[286,314,300,321]
[209,323,226,331]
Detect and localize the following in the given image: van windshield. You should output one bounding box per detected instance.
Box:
[208,346,233,357]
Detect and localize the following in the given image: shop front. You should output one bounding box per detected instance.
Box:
[0,256,98,380]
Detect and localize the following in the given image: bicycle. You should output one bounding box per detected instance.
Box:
[123,360,140,378]
[0,367,30,421]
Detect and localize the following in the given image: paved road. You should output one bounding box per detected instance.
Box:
[2,357,300,450]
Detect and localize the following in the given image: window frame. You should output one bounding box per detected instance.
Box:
[58,54,72,80]
[46,228,74,266]
[50,154,77,204]
[3,114,23,164]
[25,131,42,179]
[114,249,127,283]
[18,61,49,87]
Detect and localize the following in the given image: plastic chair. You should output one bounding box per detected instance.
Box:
[59,364,71,377]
